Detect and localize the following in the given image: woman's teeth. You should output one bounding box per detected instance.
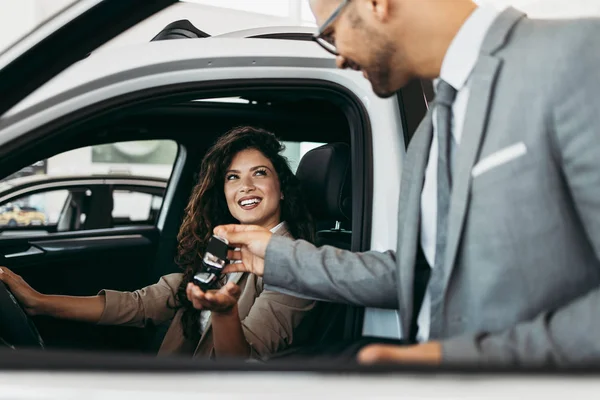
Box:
[240,198,261,206]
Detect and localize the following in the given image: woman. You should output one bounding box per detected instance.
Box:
[0,126,317,360]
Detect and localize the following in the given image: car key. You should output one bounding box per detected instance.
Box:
[193,235,229,292]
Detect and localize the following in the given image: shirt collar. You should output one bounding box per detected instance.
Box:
[439,1,503,91]
[270,221,286,234]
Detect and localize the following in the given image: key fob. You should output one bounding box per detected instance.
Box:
[193,235,229,291]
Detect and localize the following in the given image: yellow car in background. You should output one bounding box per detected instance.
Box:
[0,204,46,227]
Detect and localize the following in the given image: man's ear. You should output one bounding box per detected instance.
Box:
[366,0,391,22]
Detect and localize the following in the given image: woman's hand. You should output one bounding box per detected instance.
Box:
[186,281,242,315]
[0,267,43,315]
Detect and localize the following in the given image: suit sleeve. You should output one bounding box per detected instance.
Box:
[442,22,600,366]
[97,273,182,328]
[263,236,399,309]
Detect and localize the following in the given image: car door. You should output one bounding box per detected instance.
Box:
[0,0,182,354]
[0,140,180,353]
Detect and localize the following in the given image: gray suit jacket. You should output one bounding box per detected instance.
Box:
[263,8,600,366]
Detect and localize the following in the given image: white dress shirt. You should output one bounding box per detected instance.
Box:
[417,2,502,342]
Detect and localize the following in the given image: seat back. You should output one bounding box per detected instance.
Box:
[293,142,353,348]
[296,142,352,250]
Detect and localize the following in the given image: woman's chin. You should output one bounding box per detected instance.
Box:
[236,215,262,226]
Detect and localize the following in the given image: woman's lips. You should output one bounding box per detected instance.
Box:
[240,202,260,210]
[238,196,262,210]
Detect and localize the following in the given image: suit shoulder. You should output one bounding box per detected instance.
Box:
[510,17,600,57]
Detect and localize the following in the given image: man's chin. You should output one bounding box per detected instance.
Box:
[365,76,394,98]
[371,85,396,99]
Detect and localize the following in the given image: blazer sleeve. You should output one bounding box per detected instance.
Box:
[442,24,600,367]
[263,236,398,309]
[241,285,317,360]
[97,273,182,328]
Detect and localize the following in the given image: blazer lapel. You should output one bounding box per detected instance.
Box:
[192,225,289,358]
[397,110,433,338]
[193,272,251,358]
[442,7,526,293]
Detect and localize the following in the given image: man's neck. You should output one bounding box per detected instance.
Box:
[411,2,479,80]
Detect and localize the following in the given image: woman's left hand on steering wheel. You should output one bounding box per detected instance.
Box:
[0,267,42,315]
[186,281,241,314]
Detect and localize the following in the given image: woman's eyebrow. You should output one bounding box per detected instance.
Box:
[226,165,272,174]
[250,165,271,172]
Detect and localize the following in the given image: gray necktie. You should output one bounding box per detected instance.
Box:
[429,79,457,339]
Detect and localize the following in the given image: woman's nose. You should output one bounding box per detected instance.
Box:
[240,176,255,192]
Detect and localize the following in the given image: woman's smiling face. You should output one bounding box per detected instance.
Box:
[224,148,282,229]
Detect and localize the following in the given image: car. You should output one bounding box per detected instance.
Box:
[0,203,46,227]
[0,1,588,397]
[0,0,418,360]
[0,0,432,351]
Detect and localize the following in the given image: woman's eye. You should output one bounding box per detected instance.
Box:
[254,169,267,176]
[226,174,238,181]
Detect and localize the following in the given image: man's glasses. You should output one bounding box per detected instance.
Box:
[312,0,350,56]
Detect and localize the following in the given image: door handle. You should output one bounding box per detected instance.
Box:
[4,246,44,259]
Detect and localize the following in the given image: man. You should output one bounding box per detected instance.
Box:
[213,0,600,366]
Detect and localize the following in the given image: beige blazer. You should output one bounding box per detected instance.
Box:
[97,225,317,360]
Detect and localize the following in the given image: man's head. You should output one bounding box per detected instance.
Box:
[310,0,477,97]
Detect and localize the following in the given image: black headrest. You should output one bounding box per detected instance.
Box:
[296,143,352,222]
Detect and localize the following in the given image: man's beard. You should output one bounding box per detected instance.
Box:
[364,42,396,98]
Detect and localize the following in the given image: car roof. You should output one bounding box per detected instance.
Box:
[6,37,353,117]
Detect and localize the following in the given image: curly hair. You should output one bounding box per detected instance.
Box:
[175,126,315,340]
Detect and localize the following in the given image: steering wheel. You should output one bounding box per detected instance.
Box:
[0,281,44,349]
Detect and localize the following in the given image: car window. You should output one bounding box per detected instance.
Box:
[0,189,68,232]
[0,139,177,235]
[112,190,163,226]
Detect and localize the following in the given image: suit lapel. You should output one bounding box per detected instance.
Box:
[442,8,526,292]
[397,110,433,338]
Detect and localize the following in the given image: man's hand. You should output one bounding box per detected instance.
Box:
[186,281,242,314]
[358,341,442,366]
[214,224,273,276]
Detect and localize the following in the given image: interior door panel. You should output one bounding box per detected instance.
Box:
[0,226,165,353]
